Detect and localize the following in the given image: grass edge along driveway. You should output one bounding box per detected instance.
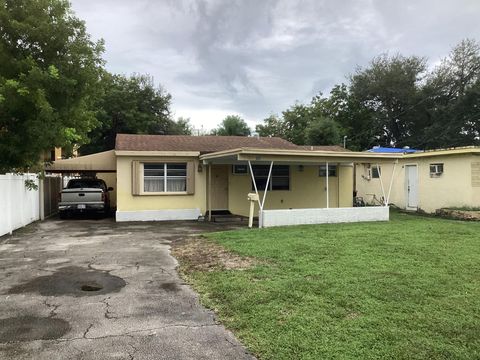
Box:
[174,212,480,360]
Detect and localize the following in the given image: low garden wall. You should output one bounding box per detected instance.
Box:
[260,206,390,228]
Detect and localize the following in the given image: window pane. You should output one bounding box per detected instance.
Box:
[166,178,186,192]
[272,177,289,190]
[372,166,381,178]
[251,165,289,191]
[272,165,289,176]
[319,165,337,177]
[252,165,269,176]
[233,164,248,174]
[144,163,164,177]
[167,163,186,176]
[144,164,164,170]
[254,178,268,191]
[144,178,164,192]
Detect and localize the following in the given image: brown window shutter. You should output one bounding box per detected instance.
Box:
[132,161,140,195]
[186,161,195,194]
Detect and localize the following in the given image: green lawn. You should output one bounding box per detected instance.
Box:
[181,212,480,360]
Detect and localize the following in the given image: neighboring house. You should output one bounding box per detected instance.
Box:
[356,147,480,212]
[48,134,399,227]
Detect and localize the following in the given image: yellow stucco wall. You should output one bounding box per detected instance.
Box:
[356,155,480,213]
[227,164,354,217]
[96,172,117,208]
[116,156,206,212]
[116,158,355,216]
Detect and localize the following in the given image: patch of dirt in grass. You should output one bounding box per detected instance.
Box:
[435,208,480,221]
[171,237,256,272]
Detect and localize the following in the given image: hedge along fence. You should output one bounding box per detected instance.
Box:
[0,173,40,237]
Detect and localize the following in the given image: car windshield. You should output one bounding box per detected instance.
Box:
[67,180,105,190]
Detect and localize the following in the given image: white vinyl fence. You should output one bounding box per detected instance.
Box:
[0,173,40,237]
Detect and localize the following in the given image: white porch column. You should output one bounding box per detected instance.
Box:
[386,160,398,206]
[248,160,274,228]
[376,163,387,206]
[208,163,212,221]
[326,162,329,208]
[261,161,274,210]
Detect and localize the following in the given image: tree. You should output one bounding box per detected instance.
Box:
[280,103,311,145]
[213,115,251,136]
[350,54,427,147]
[305,117,341,145]
[0,0,104,172]
[169,117,193,135]
[318,84,378,151]
[79,73,173,154]
[417,39,480,148]
[256,114,285,138]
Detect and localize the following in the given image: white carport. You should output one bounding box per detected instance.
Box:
[44,150,117,207]
[45,150,116,174]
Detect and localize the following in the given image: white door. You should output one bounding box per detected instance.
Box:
[405,165,418,209]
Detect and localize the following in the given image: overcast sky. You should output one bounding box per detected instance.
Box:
[70,0,480,131]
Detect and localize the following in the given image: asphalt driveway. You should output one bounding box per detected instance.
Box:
[0,217,254,359]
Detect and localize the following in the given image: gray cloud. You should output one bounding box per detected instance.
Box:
[71,0,480,129]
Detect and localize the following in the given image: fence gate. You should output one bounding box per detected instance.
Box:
[42,176,62,218]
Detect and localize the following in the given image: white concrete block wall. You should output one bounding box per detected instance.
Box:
[0,173,40,237]
[261,206,389,228]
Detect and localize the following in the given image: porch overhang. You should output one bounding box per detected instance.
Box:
[200,147,402,164]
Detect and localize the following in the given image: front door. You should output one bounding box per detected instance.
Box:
[211,165,229,210]
[405,165,418,209]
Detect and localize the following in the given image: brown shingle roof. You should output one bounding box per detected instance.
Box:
[115,134,300,153]
[299,145,350,152]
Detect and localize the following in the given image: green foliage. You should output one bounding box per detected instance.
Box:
[170,117,193,136]
[255,39,480,150]
[79,73,174,154]
[415,39,480,148]
[181,213,480,359]
[213,115,251,136]
[24,178,38,191]
[349,54,427,147]
[305,116,341,145]
[0,0,104,172]
[256,100,344,146]
[255,114,285,138]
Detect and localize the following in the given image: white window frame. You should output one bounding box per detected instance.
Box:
[143,163,187,193]
[429,163,444,178]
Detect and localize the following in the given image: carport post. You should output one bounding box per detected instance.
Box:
[386,160,398,206]
[376,163,387,206]
[261,161,274,210]
[248,160,267,228]
[208,163,212,221]
[248,161,260,208]
[326,162,329,208]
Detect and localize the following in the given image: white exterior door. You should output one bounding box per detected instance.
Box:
[405,165,418,209]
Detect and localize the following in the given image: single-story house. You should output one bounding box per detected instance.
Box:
[355,147,480,212]
[47,134,400,227]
